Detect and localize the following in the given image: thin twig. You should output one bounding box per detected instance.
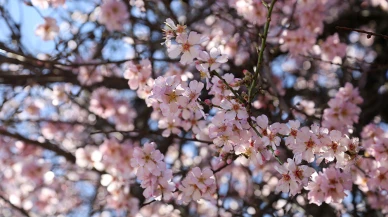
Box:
[0,128,76,163]
[336,26,388,40]
[210,70,246,105]
[91,129,213,144]
[0,194,31,217]
[248,0,278,104]
[299,54,361,71]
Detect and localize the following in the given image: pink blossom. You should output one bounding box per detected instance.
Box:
[320,33,347,61]
[89,87,116,118]
[275,159,300,196]
[338,83,363,105]
[297,1,325,34]
[35,17,59,41]
[179,167,216,203]
[131,142,164,175]
[294,127,320,162]
[305,172,326,205]
[163,18,187,42]
[130,142,175,201]
[183,80,204,103]
[198,48,228,71]
[235,134,270,166]
[321,130,347,164]
[195,62,212,89]
[168,31,207,64]
[280,29,316,56]
[284,120,300,147]
[229,0,267,26]
[98,0,129,32]
[32,0,65,9]
[209,73,239,105]
[124,59,152,90]
[255,115,281,150]
[306,167,351,205]
[213,129,239,154]
[220,99,248,121]
[152,75,185,106]
[368,167,388,191]
[19,160,50,184]
[322,83,363,133]
[182,110,207,134]
[372,138,388,162]
[158,115,182,137]
[75,146,102,169]
[77,64,104,86]
[288,159,315,186]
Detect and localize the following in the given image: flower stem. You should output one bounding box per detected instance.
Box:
[248,0,278,105]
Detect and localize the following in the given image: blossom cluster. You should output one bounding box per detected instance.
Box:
[0,137,79,215]
[277,1,348,59]
[179,167,216,204]
[123,59,154,100]
[322,82,363,133]
[254,116,360,202]
[35,17,59,41]
[31,0,65,9]
[127,17,371,208]
[75,138,141,213]
[7,0,388,216]
[131,142,176,201]
[306,167,352,205]
[164,18,227,68]
[275,158,315,196]
[359,124,388,194]
[149,75,205,137]
[98,0,129,32]
[132,17,369,207]
[89,87,136,131]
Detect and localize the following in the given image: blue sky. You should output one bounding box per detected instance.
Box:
[1,0,98,55]
[2,0,55,53]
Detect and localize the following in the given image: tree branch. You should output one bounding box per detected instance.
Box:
[0,194,31,217]
[0,128,76,163]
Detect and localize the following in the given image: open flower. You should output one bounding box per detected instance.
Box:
[167,31,208,64]
[198,47,228,71]
[179,167,216,203]
[35,17,59,41]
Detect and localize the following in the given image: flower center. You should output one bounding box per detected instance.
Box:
[329,179,338,185]
[378,173,385,181]
[340,108,349,117]
[232,104,240,111]
[331,142,338,152]
[349,143,355,152]
[294,169,303,180]
[176,25,186,34]
[166,91,178,103]
[144,154,151,162]
[198,177,205,183]
[282,174,291,181]
[208,58,215,65]
[112,6,119,14]
[200,70,207,79]
[305,138,315,148]
[182,43,191,51]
